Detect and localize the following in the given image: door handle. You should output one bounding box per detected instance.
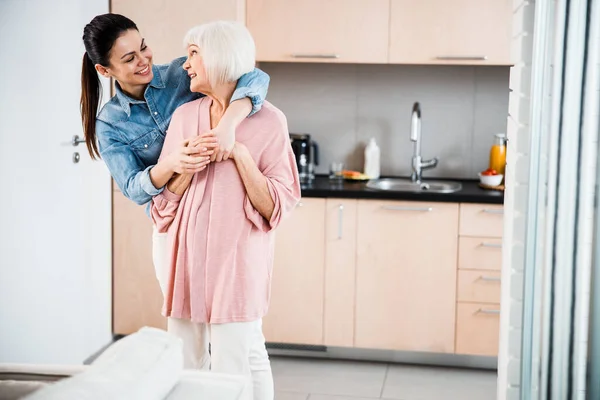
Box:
[382,206,433,212]
[480,242,502,248]
[478,275,501,282]
[291,54,340,59]
[72,135,85,146]
[476,308,500,315]
[435,55,488,61]
[337,204,344,239]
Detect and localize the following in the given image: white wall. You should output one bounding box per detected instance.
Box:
[499,0,600,398]
[497,0,537,398]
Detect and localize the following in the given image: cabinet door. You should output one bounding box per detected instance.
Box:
[455,302,500,356]
[355,200,459,353]
[324,199,357,347]
[111,0,244,64]
[113,190,166,334]
[263,198,326,345]
[247,0,390,63]
[389,0,512,65]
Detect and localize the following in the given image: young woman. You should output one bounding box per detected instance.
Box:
[80,13,269,207]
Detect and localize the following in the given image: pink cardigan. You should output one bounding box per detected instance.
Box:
[151,98,300,324]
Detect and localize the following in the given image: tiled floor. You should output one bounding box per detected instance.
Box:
[271,357,497,400]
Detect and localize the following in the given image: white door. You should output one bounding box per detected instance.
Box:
[0,0,112,364]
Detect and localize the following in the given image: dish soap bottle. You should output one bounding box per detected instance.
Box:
[364,137,381,179]
[489,133,507,175]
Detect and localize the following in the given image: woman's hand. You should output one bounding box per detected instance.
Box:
[209,123,235,163]
[166,133,218,174]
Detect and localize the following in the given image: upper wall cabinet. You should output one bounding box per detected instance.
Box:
[389,0,512,65]
[247,0,390,64]
[111,0,245,64]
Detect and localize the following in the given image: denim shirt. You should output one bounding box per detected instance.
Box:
[96,56,270,207]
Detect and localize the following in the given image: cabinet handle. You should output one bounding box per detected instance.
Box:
[291,53,340,59]
[478,275,501,282]
[476,308,500,315]
[482,209,503,214]
[480,242,502,248]
[435,55,488,61]
[381,206,433,212]
[337,204,344,239]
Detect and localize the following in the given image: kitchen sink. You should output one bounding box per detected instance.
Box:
[366,178,462,194]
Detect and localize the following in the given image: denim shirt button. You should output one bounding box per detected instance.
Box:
[144,144,148,148]
[154,112,158,115]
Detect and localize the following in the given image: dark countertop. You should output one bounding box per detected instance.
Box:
[300,176,504,204]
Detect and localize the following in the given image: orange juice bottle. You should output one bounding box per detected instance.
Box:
[489,133,507,175]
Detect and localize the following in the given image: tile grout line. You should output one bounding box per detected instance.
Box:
[379,363,390,398]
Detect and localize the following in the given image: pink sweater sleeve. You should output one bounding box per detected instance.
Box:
[244,112,301,232]
[152,188,183,233]
[151,108,185,233]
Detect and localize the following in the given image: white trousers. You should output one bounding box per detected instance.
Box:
[152,228,274,400]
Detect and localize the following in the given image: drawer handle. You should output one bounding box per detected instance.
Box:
[476,308,500,315]
[382,206,433,212]
[435,55,488,61]
[291,53,340,59]
[480,242,502,248]
[478,276,501,282]
[338,204,344,240]
[482,209,503,215]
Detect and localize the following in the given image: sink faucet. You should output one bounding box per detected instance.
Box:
[410,102,438,182]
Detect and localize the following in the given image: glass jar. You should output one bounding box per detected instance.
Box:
[489,133,507,175]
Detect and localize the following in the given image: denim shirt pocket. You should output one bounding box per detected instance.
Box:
[129,129,164,166]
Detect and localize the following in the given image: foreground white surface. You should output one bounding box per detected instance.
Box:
[0,328,248,400]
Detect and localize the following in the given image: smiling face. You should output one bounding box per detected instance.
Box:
[183,44,210,93]
[95,29,153,97]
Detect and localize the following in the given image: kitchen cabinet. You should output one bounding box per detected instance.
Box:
[455,302,501,356]
[262,198,326,345]
[111,0,245,64]
[389,0,512,65]
[111,191,504,357]
[454,203,503,356]
[457,270,501,304]
[113,190,166,335]
[458,237,503,271]
[354,200,459,353]
[324,199,358,347]
[459,203,504,237]
[247,0,390,64]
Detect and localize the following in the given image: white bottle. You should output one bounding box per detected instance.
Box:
[364,137,381,179]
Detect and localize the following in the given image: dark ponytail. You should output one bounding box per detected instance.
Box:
[81,13,138,159]
[81,52,102,159]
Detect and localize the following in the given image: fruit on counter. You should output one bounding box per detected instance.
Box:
[342,170,370,180]
[481,168,499,176]
[342,169,361,178]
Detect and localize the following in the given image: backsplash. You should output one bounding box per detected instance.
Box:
[260,62,510,179]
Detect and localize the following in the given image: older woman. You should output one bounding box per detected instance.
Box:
[151,21,300,400]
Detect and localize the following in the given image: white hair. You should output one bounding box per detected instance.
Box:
[183,21,256,88]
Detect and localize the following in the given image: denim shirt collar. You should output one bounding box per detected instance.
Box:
[114,65,166,117]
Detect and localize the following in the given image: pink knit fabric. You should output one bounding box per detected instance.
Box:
[151,98,300,324]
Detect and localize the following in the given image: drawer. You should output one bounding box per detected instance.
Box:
[457,270,501,304]
[455,302,500,356]
[458,237,503,271]
[459,204,503,237]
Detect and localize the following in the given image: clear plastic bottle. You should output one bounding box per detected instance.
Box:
[364,138,381,179]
